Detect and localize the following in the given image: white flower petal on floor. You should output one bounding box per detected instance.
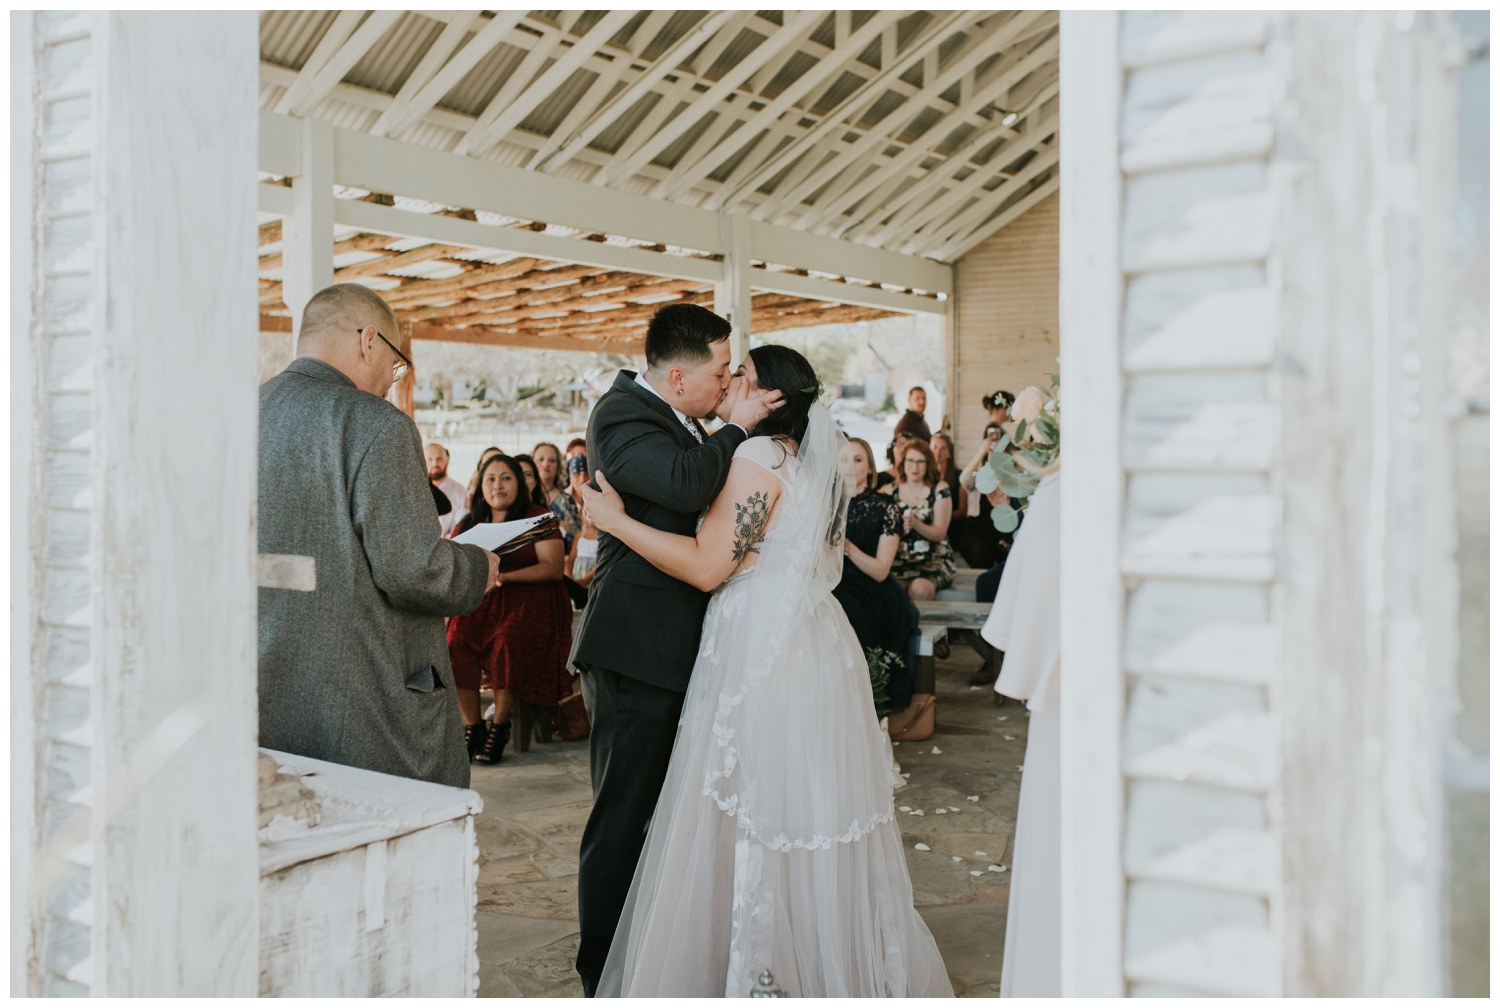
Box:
[914,843,930,851]
[966,795,979,801]
[1005,735,1016,740]
[930,746,942,754]
[952,856,962,862]
[935,808,947,814]
[899,806,911,812]
[975,851,988,857]
[989,865,1007,873]
[909,809,925,816]
[970,870,983,877]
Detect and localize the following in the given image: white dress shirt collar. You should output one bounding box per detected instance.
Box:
[634,370,692,426]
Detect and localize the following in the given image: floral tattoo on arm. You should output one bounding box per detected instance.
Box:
[732,491,771,563]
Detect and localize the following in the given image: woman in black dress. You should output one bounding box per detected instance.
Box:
[835,436,919,717]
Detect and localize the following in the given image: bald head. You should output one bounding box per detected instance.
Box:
[294,282,406,397]
[298,282,397,348]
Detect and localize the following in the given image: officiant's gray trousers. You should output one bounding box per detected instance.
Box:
[575,667,685,996]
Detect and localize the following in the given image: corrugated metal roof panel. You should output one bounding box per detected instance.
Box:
[260,9,338,70]
[703,26,768,84]
[639,11,708,63]
[518,65,601,138]
[343,11,444,94]
[589,89,661,154]
[651,108,719,170]
[439,40,531,118]
[252,9,1057,258]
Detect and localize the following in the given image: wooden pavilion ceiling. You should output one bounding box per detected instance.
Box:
[257,220,900,351]
[258,10,1059,351]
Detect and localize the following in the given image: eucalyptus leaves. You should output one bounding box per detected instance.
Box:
[973,378,1060,533]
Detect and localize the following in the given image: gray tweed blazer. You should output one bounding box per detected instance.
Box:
[258,358,490,789]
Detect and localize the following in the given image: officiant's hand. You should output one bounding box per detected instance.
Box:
[580,471,626,536]
[485,550,502,591]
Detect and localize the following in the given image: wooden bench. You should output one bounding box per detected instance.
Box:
[936,567,982,603]
[914,600,991,630]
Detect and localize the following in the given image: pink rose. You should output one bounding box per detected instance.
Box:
[1011,386,1047,424]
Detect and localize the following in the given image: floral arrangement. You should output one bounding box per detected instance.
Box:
[865,646,899,718]
[973,377,1059,533]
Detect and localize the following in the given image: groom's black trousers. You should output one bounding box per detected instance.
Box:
[575,666,685,997]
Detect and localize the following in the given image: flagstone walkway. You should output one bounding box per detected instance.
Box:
[470,639,1028,997]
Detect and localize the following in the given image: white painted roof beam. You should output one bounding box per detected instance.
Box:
[260,110,954,294]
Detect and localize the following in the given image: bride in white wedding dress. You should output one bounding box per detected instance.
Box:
[580,345,952,998]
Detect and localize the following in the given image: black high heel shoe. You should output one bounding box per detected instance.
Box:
[465,721,489,761]
[473,720,509,765]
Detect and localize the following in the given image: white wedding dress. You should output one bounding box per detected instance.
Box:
[597,406,953,998]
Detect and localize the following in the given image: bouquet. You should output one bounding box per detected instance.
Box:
[973,377,1059,533]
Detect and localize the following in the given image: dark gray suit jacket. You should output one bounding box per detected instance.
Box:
[572,370,746,692]
[258,358,490,789]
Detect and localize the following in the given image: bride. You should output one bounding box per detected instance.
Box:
[580,345,952,998]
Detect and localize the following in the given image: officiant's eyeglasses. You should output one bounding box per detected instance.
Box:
[362,327,412,381]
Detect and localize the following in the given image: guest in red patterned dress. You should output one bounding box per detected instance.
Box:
[447,454,573,764]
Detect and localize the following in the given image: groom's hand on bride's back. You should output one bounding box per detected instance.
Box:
[729,386,784,432]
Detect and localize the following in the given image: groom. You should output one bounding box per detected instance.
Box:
[572,303,778,995]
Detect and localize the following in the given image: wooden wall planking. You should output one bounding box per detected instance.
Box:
[952,193,1059,458]
[12,11,262,995]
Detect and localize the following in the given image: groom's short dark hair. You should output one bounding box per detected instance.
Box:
[644,303,731,369]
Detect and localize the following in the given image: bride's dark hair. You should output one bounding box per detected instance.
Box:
[746,344,820,446]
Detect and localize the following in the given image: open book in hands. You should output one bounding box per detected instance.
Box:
[451,511,559,555]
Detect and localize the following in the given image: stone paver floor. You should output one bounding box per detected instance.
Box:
[470,638,1027,997]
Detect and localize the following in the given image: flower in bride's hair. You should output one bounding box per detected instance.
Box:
[1011,386,1047,424]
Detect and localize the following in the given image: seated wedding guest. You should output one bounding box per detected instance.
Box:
[834,437,918,718]
[425,442,468,537]
[877,431,917,490]
[568,518,599,589]
[564,453,598,592]
[467,445,504,496]
[955,423,1008,568]
[892,386,931,441]
[931,433,967,547]
[533,442,582,550]
[890,437,955,599]
[259,282,498,789]
[447,454,574,764]
[512,453,548,508]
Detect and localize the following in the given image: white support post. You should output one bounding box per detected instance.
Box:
[1057,10,1125,998]
[283,116,334,351]
[11,11,260,996]
[716,212,753,364]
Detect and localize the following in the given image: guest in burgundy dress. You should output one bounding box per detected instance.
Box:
[447,454,573,764]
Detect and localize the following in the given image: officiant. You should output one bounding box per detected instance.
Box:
[258,283,500,789]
